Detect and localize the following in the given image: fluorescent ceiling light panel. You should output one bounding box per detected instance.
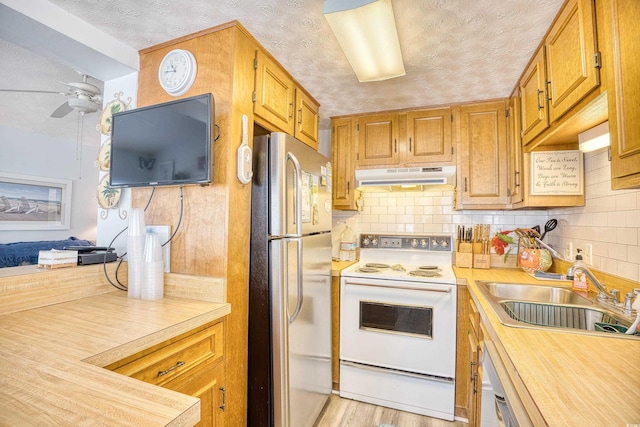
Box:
[323,0,405,82]
[578,121,610,152]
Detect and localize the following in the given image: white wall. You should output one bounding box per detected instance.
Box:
[333,149,640,283]
[95,72,138,256]
[0,125,99,244]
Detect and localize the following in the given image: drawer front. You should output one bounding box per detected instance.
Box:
[113,321,224,386]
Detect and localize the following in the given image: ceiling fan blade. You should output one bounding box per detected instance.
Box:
[0,89,66,95]
[51,101,74,118]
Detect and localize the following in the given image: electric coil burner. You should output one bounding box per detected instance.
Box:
[339,234,457,421]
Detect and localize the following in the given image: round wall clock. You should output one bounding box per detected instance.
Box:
[158,49,198,96]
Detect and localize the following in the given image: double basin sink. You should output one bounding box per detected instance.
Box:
[475,281,639,340]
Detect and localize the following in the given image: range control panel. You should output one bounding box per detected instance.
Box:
[359,234,453,252]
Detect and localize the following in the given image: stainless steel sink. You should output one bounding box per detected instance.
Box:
[475,281,639,339]
[481,282,593,305]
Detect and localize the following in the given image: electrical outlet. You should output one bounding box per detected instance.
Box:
[585,243,593,266]
[565,242,574,260]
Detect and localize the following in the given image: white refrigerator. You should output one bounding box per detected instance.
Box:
[248,132,333,427]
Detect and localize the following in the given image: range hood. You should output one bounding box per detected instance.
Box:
[355,166,456,189]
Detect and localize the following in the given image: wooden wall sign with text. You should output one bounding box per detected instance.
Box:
[530,150,584,195]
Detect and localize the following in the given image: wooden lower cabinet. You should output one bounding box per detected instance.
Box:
[106,320,226,426]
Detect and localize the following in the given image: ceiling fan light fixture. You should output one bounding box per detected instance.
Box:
[68,97,100,114]
[323,0,405,82]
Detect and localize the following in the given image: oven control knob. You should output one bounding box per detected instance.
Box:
[430,239,438,248]
[362,236,371,247]
[411,239,419,248]
[371,237,378,247]
[421,239,428,248]
[440,239,449,248]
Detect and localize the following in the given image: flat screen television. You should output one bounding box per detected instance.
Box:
[109,93,213,188]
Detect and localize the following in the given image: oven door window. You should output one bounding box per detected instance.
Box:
[359,301,433,338]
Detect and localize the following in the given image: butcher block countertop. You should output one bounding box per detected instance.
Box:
[455,267,640,427]
[0,264,230,426]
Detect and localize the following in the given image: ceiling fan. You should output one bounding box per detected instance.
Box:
[0,74,102,118]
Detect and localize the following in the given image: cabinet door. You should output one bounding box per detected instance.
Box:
[520,47,548,145]
[254,50,295,135]
[357,113,399,167]
[165,358,226,427]
[507,95,524,205]
[295,89,319,150]
[608,0,640,189]
[545,0,599,123]
[458,101,509,208]
[332,118,358,210]
[405,108,453,164]
[467,331,479,427]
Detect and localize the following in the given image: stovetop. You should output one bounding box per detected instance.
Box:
[340,234,456,285]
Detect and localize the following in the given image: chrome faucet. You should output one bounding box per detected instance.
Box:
[567,262,618,304]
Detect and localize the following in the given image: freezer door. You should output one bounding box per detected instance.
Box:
[270,233,332,427]
[266,132,332,237]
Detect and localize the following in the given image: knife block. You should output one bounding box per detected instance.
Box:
[473,254,491,269]
[455,241,474,268]
[472,242,491,269]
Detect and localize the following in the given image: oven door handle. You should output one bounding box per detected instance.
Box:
[344,280,452,293]
[340,360,454,384]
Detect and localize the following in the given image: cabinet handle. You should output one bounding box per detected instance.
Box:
[469,360,476,382]
[394,139,397,153]
[464,177,468,193]
[157,360,185,377]
[514,171,520,188]
[298,108,303,124]
[536,89,544,111]
[346,181,350,196]
[289,102,294,119]
[409,137,412,152]
[545,80,552,102]
[219,387,226,411]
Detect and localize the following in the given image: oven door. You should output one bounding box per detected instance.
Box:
[340,276,457,377]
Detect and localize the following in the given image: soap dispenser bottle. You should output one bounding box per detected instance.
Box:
[572,249,588,290]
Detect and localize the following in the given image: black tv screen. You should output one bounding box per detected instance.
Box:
[109,93,213,188]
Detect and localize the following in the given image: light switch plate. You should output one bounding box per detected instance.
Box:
[146,225,171,272]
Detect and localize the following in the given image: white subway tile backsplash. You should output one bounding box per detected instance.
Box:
[335,152,639,282]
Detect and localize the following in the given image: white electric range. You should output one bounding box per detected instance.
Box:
[339,234,458,421]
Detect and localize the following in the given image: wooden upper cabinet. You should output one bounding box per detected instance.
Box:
[545,0,600,123]
[457,101,509,208]
[254,49,320,149]
[607,0,640,189]
[295,88,320,150]
[332,118,359,210]
[254,50,295,135]
[357,113,399,167]
[507,94,524,205]
[405,108,453,164]
[520,47,548,145]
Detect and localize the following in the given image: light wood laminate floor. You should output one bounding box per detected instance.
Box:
[314,394,467,427]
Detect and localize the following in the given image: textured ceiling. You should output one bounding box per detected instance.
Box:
[1,0,564,143]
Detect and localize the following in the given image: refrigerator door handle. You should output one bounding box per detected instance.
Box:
[286,151,302,237]
[288,237,304,324]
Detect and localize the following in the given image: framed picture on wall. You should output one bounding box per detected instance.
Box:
[0,173,72,230]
